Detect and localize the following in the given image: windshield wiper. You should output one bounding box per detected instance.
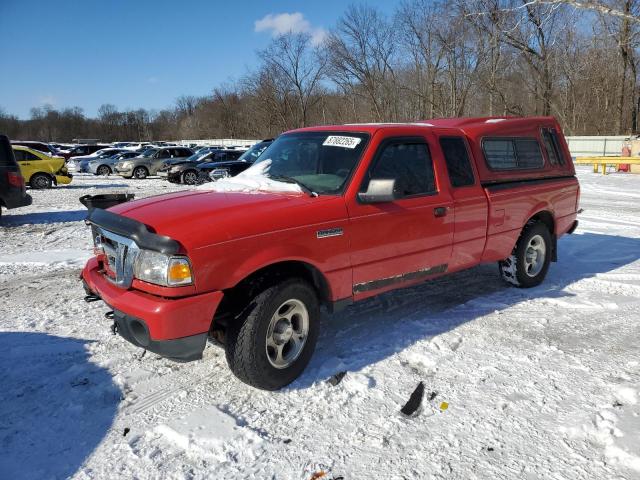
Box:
[269,175,318,197]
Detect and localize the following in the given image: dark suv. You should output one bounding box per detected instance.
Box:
[0,135,32,219]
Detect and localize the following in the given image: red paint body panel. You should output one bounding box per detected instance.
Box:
[81,116,580,344]
[83,257,223,339]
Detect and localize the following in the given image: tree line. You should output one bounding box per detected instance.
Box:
[2,0,640,142]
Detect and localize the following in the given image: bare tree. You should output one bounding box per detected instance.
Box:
[258,32,326,128]
[327,4,398,121]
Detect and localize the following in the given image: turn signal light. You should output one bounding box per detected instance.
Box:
[168,258,193,286]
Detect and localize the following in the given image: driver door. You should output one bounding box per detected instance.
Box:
[346,134,454,299]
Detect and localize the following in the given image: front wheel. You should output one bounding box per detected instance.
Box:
[133,166,148,179]
[225,279,319,390]
[30,173,52,189]
[182,170,198,185]
[499,222,552,288]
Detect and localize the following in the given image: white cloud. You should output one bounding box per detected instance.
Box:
[147,77,159,84]
[254,12,326,45]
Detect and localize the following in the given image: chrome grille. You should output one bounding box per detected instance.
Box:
[94,227,139,287]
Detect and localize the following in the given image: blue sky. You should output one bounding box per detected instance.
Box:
[0,0,396,119]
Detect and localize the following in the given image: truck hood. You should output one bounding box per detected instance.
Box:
[108,189,338,251]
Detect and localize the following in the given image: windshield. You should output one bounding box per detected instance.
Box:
[237,141,271,163]
[251,132,368,194]
[141,148,158,158]
[98,150,117,158]
[186,151,212,162]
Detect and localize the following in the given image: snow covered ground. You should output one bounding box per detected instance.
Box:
[1,169,639,480]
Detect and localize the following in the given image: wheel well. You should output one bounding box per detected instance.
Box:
[98,164,111,172]
[527,210,557,261]
[529,210,554,235]
[211,261,331,334]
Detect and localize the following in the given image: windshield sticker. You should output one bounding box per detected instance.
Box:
[323,136,362,149]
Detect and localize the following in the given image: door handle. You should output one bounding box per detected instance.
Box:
[433,206,448,217]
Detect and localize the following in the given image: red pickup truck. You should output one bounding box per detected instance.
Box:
[81,116,580,389]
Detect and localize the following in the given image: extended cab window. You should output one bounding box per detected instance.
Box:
[542,129,565,166]
[483,138,544,170]
[363,140,436,198]
[440,137,475,187]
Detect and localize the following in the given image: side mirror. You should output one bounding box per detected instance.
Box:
[357,179,396,203]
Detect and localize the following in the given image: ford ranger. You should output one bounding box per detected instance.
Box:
[81,117,580,390]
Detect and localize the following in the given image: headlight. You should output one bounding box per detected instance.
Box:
[134,250,193,286]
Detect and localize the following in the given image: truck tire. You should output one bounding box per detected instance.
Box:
[30,173,52,189]
[97,165,111,176]
[225,278,320,390]
[133,166,148,179]
[499,222,552,288]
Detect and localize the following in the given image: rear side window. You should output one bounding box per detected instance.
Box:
[542,129,565,165]
[364,140,436,198]
[483,138,544,170]
[13,150,25,162]
[439,137,475,187]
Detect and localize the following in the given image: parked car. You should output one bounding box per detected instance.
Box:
[10,140,59,157]
[157,147,254,184]
[0,135,31,219]
[195,141,273,183]
[194,149,248,183]
[60,144,112,160]
[88,150,140,175]
[156,150,215,184]
[11,145,72,188]
[69,148,127,173]
[81,117,580,390]
[202,139,274,182]
[114,147,193,179]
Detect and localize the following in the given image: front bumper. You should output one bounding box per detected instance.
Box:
[116,167,133,177]
[55,173,73,185]
[111,308,208,362]
[82,257,224,361]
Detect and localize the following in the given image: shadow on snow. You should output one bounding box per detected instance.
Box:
[0,209,88,226]
[0,332,120,479]
[289,231,640,389]
[53,183,130,189]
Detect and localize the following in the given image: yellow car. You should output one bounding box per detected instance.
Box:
[11,145,73,189]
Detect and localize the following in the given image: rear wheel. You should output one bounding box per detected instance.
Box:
[30,173,52,189]
[499,222,552,288]
[225,278,319,390]
[133,166,148,179]
[182,170,198,185]
[97,165,111,176]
